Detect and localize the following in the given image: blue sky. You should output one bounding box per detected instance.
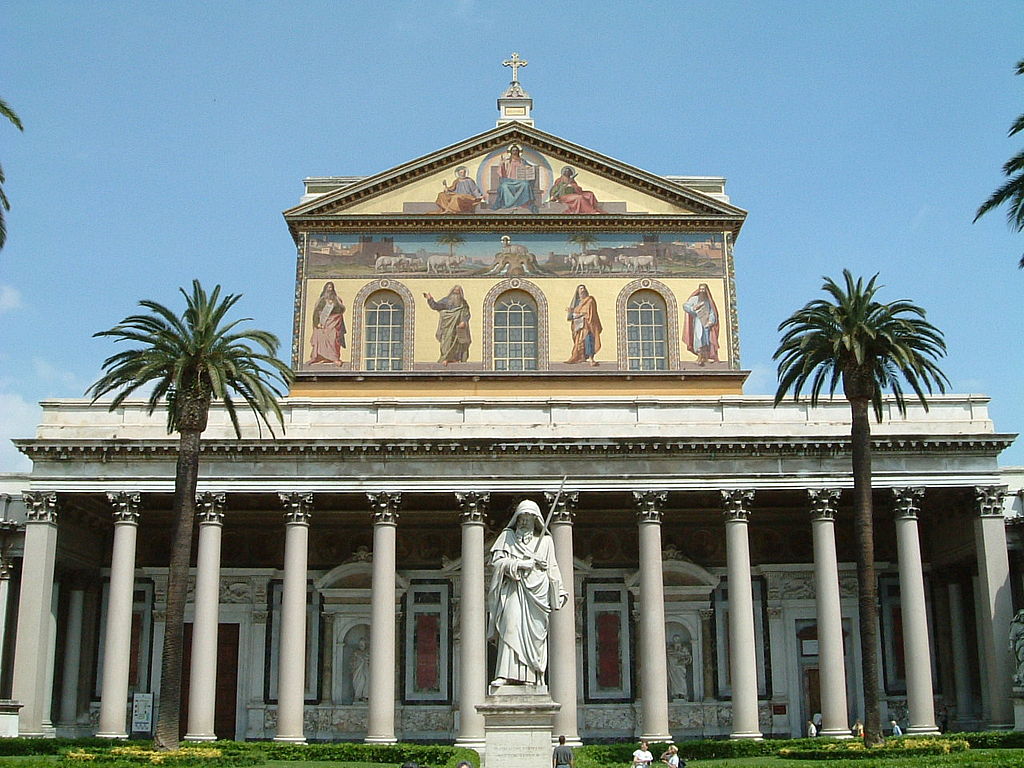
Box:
[1,2,1022,470]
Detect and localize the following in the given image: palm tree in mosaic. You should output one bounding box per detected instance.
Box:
[0,97,24,250]
[773,270,948,745]
[974,57,1024,268]
[87,280,293,749]
[568,233,597,255]
[437,232,465,260]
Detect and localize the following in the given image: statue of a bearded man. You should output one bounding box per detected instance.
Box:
[487,499,568,687]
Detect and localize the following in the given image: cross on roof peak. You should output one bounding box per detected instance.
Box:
[502,52,528,83]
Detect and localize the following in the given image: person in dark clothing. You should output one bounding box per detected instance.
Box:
[552,734,574,768]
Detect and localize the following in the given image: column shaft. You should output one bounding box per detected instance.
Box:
[974,487,1013,727]
[725,515,761,738]
[366,493,399,744]
[58,586,86,727]
[186,501,224,741]
[811,504,850,737]
[455,497,486,748]
[0,566,10,673]
[97,520,138,738]
[635,491,671,742]
[946,582,974,720]
[549,495,579,745]
[893,490,937,734]
[13,495,59,737]
[276,518,310,742]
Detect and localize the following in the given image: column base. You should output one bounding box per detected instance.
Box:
[95,731,129,740]
[364,736,398,744]
[184,733,218,742]
[272,735,307,744]
[728,730,763,740]
[453,736,485,751]
[818,728,853,739]
[905,726,940,735]
[639,732,673,743]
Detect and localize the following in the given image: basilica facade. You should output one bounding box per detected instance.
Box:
[0,70,1020,746]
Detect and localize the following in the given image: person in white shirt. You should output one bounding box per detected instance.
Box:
[890,720,903,736]
[660,745,681,767]
[632,741,653,767]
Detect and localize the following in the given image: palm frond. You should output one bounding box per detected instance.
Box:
[774,270,947,421]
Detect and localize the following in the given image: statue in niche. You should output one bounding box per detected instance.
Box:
[350,636,370,702]
[487,499,567,687]
[1010,609,1024,686]
[667,634,692,700]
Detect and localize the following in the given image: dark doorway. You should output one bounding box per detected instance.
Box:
[180,623,240,740]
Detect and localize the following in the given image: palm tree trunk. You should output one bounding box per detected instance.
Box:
[849,395,883,745]
[154,427,202,750]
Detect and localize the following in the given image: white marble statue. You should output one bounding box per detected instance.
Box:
[350,636,370,702]
[667,634,692,700]
[487,499,568,687]
[1010,609,1024,686]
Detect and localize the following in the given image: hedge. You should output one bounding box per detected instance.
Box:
[779,736,970,760]
[60,745,263,768]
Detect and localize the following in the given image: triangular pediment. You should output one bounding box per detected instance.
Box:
[284,124,746,231]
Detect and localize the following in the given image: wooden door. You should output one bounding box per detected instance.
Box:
[179,623,240,740]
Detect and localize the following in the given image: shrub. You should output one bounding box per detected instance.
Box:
[779,736,969,760]
[60,745,263,768]
[0,739,129,757]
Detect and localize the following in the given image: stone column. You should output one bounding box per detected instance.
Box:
[185,492,226,741]
[699,608,716,701]
[0,554,12,674]
[58,577,87,727]
[947,582,974,720]
[454,492,488,750]
[892,488,938,734]
[808,489,850,737]
[634,490,672,742]
[366,492,400,744]
[97,492,141,739]
[974,485,1013,727]
[547,490,581,746]
[722,489,762,739]
[13,492,59,737]
[275,492,313,743]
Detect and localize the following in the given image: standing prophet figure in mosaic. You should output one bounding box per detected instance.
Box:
[424,285,471,365]
[487,499,568,687]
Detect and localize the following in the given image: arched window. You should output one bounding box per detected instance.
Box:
[363,291,405,371]
[625,290,667,370]
[492,291,538,371]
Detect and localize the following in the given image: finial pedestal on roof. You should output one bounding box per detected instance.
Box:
[497,52,534,127]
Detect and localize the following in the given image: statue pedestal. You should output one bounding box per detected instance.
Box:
[0,701,21,738]
[1013,687,1024,731]
[476,685,560,768]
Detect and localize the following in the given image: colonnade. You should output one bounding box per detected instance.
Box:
[6,485,1015,740]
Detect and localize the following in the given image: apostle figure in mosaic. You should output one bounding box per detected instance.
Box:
[488,499,568,687]
[307,282,346,365]
[682,282,720,366]
[433,166,484,214]
[548,166,605,214]
[565,284,602,365]
[424,285,471,365]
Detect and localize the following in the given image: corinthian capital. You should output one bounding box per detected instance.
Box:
[195,492,226,525]
[23,492,58,524]
[892,487,925,520]
[455,491,490,524]
[367,491,401,525]
[106,491,141,524]
[278,492,313,525]
[634,490,668,523]
[721,489,754,521]
[807,488,841,521]
[545,490,579,524]
[974,485,1008,518]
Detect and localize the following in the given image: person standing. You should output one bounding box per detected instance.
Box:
[682,283,719,365]
[632,741,653,767]
[552,734,574,768]
[424,286,471,365]
[806,720,817,738]
[890,719,903,736]
[565,284,602,365]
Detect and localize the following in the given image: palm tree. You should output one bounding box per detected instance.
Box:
[974,57,1024,268]
[87,280,293,749]
[773,270,948,745]
[1,97,24,250]
[568,233,596,254]
[437,233,464,260]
